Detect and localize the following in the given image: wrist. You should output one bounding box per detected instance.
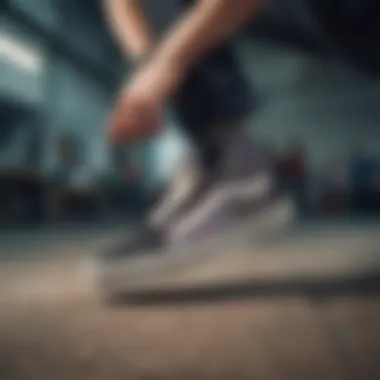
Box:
[131,49,154,68]
[147,55,186,99]
[126,53,186,103]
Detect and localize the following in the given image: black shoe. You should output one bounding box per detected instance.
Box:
[102,226,164,261]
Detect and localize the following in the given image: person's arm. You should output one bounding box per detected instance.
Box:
[103,0,155,60]
[145,0,265,98]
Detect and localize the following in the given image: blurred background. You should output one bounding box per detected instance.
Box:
[1,0,380,227]
[1,2,380,380]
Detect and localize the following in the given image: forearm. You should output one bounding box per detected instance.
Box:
[104,0,155,60]
[152,0,265,77]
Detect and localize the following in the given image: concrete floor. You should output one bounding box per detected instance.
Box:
[0,222,379,380]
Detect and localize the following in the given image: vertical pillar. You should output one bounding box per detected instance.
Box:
[40,4,65,174]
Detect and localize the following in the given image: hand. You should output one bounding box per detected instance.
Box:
[109,86,162,143]
[109,60,183,144]
[109,73,163,144]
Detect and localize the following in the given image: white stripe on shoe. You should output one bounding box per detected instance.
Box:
[169,173,274,244]
[149,157,203,228]
[220,174,272,201]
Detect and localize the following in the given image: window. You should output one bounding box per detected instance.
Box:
[0,20,45,104]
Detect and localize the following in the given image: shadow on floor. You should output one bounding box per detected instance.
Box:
[110,270,380,307]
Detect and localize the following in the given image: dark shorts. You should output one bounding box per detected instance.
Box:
[171,43,255,142]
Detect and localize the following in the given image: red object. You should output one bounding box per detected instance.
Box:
[283,150,307,181]
[372,171,380,191]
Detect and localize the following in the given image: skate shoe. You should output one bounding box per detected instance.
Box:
[100,131,293,261]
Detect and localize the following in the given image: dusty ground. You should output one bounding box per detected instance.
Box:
[0,225,379,380]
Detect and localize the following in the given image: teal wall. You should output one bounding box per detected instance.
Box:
[3,2,380,193]
[239,40,380,174]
